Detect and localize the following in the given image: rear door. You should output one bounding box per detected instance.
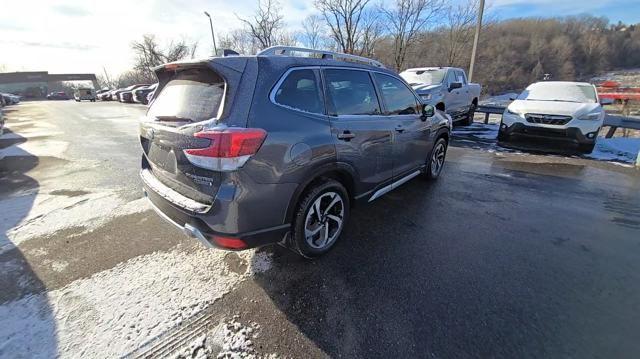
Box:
[372,73,430,177]
[139,66,226,205]
[323,68,395,191]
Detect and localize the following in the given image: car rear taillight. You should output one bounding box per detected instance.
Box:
[183,128,267,171]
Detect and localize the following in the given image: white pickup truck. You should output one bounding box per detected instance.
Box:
[400,67,482,126]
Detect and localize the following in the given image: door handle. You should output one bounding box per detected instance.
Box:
[337,131,356,141]
[395,126,405,133]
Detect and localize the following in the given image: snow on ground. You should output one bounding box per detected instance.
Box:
[587,137,640,165]
[453,122,640,165]
[0,139,68,159]
[0,247,273,358]
[0,192,149,254]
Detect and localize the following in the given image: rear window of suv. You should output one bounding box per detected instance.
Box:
[273,69,323,114]
[148,68,225,123]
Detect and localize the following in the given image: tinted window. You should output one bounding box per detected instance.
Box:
[148,68,224,123]
[324,69,381,116]
[374,74,419,115]
[446,70,457,85]
[455,70,467,84]
[274,69,323,113]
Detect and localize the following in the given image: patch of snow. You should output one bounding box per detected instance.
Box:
[0,139,68,159]
[0,193,150,254]
[173,334,211,359]
[588,137,640,164]
[239,251,273,274]
[0,247,273,358]
[211,319,259,359]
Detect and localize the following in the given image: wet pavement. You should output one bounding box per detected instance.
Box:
[1,101,639,358]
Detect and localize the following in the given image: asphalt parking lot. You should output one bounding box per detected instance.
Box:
[1,101,639,358]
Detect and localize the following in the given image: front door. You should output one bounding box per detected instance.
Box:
[372,73,431,178]
[444,70,464,116]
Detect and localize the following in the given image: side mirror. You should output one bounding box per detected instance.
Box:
[449,82,462,91]
[421,104,435,120]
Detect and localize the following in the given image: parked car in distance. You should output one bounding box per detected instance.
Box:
[119,84,150,103]
[110,88,126,101]
[146,89,156,104]
[96,88,110,100]
[0,100,4,136]
[74,88,96,102]
[400,67,481,126]
[1,93,21,105]
[498,81,604,153]
[133,84,157,104]
[46,91,70,100]
[98,89,112,101]
[140,46,451,258]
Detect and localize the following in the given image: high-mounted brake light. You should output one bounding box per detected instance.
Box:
[165,64,179,71]
[183,128,267,171]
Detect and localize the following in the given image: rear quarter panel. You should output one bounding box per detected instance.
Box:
[242,59,337,185]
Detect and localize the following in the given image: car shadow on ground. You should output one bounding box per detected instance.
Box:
[250,178,448,357]
[0,128,57,356]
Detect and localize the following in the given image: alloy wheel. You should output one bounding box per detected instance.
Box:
[304,191,345,249]
[431,142,446,176]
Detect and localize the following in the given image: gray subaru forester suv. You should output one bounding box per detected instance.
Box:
[140,46,451,257]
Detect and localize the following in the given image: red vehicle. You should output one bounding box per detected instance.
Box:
[596,81,640,102]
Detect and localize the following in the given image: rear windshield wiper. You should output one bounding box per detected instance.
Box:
[154,115,193,123]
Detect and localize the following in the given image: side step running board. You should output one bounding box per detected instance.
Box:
[368,170,421,202]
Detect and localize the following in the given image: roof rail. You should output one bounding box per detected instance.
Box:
[257,46,385,68]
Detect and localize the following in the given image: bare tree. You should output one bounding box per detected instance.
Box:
[358,9,383,57]
[315,0,372,54]
[301,14,325,49]
[131,34,197,81]
[381,0,444,71]
[238,0,285,49]
[443,0,478,65]
[219,29,261,55]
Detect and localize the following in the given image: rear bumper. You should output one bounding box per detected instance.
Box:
[140,167,295,250]
[499,122,598,145]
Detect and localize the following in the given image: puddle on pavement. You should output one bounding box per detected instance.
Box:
[49,190,90,197]
[603,194,640,229]
[491,160,587,178]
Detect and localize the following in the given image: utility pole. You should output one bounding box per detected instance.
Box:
[468,0,485,82]
[204,11,218,56]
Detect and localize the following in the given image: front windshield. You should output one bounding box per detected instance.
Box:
[518,83,597,103]
[400,69,446,86]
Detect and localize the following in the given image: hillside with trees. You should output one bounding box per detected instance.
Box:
[107,0,640,96]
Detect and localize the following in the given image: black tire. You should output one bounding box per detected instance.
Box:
[424,137,448,180]
[497,131,508,142]
[291,179,350,258]
[460,103,476,126]
[579,143,595,154]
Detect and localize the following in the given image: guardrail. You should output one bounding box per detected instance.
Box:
[475,104,640,137]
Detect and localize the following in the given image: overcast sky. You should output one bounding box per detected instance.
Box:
[1,0,638,77]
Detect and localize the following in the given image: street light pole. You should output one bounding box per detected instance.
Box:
[204,11,218,56]
[468,0,485,82]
